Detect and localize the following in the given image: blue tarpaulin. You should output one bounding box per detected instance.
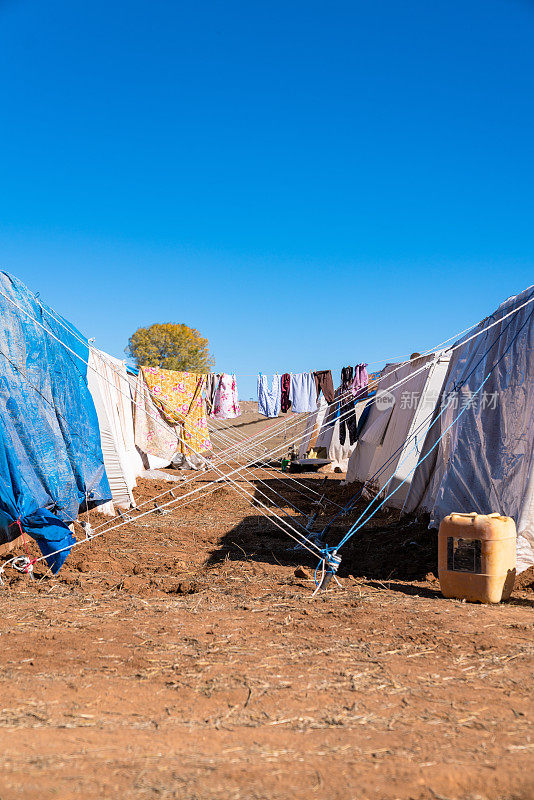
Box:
[0,272,111,571]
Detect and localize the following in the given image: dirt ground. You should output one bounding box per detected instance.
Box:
[0,465,533,800]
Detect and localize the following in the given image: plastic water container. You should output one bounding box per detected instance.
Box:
[438,513,516,603]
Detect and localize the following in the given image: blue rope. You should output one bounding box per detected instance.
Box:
[313,545,341,588]
[318,397,439,538]
[321,288,534,541]
[331,301,534,555]
[335,371,495,550]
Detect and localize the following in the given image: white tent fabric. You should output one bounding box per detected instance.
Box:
[297,392,367,472]
[298,396,330,460]
[404,286,534,573]
[146,452,172,470]
[344,353,450,509]
[87,349,139,512]
[322,396,367,473]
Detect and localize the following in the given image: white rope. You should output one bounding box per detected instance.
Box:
[95,375,423,528]
[1,283,532,574]
[41,368,396,549]
[15,457,326,570]
[75,338,509,538]
[23,283,524,487]
[0,289,323,559]
[86,362,439,547]
[206,414,345,509]
[32,352,461,549]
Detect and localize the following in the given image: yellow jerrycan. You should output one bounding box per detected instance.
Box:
[438,513,516,603]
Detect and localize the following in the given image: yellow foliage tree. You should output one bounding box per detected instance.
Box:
[126,323,213,373]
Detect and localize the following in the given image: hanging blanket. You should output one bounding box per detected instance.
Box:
[133,371,180,462]
[141,367,212,455]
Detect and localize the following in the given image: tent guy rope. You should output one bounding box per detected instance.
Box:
[0,283,532,588]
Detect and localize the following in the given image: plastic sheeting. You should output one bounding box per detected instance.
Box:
[404,287,534,573]
[0,272,111,571]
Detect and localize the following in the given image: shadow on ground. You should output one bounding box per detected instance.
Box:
[204,476,438,582]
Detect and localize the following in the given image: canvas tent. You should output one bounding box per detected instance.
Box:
[403,286,534,573]
[344,353,451,509]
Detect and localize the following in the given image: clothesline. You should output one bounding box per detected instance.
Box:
[4,276,530,587]
[256,365,370,420]
[15,361,440,572]
[0,299,328,568]
[4,282,531,583]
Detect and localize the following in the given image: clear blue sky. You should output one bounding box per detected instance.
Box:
[0,0,532,398]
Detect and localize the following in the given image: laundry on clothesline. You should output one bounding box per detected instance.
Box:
[257,373,282,417]
[338,364,369,446]
[313,369,335,404]
[141,366,212,455]
[352,363,369,399]
[204,372,241,419]
[280,372,291,413]
[256,367,359,417]
[134,370,182,462]
[212,373,241,419]
[204,373,218,415]
[294,363,371,470]
[289,372,317,413]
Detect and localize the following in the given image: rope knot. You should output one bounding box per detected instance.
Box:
[312,548,342,596]
[8,518,37,577]
[12,555,36,579]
